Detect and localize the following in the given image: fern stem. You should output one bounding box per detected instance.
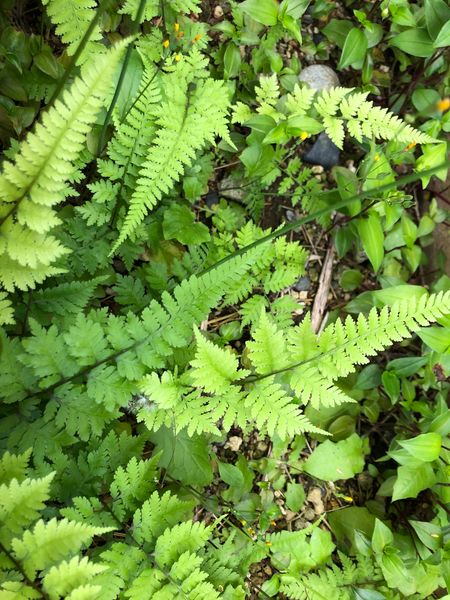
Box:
[46,0,109,108]
[97,0,148,156]
[17,160,450,404]
[0,541,49,599]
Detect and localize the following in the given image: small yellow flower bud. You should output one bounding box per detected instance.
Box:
[174,22,180,32]
[241,519,247,526]
[374,154,380,161]
[343,495,353,502]
[193,33,202,43]
[265,540,272,546]
[175,54,182,62]
[437,97,450,112]
[300,132,309,140]
[163,39,169,48]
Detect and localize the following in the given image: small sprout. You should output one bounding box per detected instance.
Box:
[163,39,169,48]
[300,132,309,141]
[175,54,182,62]
[193,33,202,43]
[437,97,450,113]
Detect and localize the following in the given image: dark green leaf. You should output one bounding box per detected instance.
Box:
[390,29,434,57]
[338,28,368,70]
[240,0,279,25]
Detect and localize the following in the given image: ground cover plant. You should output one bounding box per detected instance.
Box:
[0,0,449,598]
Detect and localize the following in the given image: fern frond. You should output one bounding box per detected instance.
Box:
[0,292,14,325]
[247,311,289,375]
[245,377,324,437]
[0,473,54,543]
[154,521,211,568]
[11,518,112,579]
[190,330,248,393]
[0,42,127,291]
[42,0,103,64]
[42,556,107,598]
[110,455,159,512]
[287,292,450,408]
[112,67,231,251]
[133,491,194,545]
[0,450,32,485]
[256,75,280,116]
[285,84,316,115]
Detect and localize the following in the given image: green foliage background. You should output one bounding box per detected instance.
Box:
[0,0,449,598]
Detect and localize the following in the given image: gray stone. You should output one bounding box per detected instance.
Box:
[298,64,340,91]
[293,276,311,292]
[303,132,340,169]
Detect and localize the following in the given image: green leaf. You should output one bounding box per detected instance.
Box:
[425,0,450,39]
[218,462,245,488]
[285,483,305,511]
[338,28,368,70]
[357,212,384,272]
[434,21,450,47]
[163,204,210,245]
[304,434,366,482]
[339,269,363,292]
[240,0,279,25]
[323,19,353,48]
[418,326,450,353]
[223,43,241,79]
[286,115,323,135]
[372,518,393,553]
[398,432,442,462]
[390,29,434,57]
[149,427,214,487]
[392,463,436,501]
[280,0,311,19]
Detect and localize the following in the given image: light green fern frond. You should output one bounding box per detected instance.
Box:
[42,557,107,599]
[0,473,55,543]
[0,42,127,291]
[81,66,162,226]
[42,0,103,64]
[0,449,32,485]
[112,62,231,251]
[190,330,248,393]
[282,291,450,408]
[256,74,280,116]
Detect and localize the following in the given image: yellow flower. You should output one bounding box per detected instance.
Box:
[163,39,169,48]
[265,540,272,546]
[174,22,180,32]
[437,97,450,112]
[343,495,353,503]
[300,132,309,140]
[404,141,417,152]
[193,33,202,43]
[175,54,182,62]
[374,153,380,161]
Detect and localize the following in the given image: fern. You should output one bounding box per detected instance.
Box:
[112,53,232,251]
[279,552,386,600]
[42,0,103,64]
[0,42,127,292]
[81,65,162,227]
[137,291,450,438]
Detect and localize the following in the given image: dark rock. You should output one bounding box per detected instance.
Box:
[293,276,311,292]
[303,132,340,170]
[205,190,219,208]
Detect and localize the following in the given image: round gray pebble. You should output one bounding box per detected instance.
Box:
[298,65,340,91]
